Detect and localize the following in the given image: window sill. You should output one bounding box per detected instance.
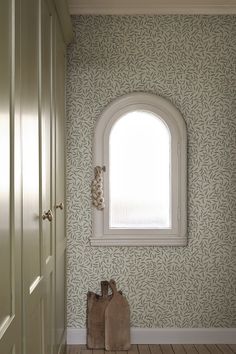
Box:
[90,235,187,246]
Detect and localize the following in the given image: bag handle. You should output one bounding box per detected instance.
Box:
[108,279,119,296]
[101,280,109,297]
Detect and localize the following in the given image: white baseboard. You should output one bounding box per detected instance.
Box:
[67,327,236,345]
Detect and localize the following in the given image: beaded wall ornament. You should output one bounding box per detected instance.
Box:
[91,166,105,210]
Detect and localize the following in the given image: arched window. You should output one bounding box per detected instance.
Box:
[92,93,187,246]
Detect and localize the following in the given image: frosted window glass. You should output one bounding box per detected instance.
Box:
[109,111,171,229]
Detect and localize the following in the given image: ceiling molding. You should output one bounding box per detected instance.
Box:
[68,0,236,15]
[54,0,73,43]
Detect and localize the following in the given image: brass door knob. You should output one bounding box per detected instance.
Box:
[56,202,64,210]
[42,209,53,222]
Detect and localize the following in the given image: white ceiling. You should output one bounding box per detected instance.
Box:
[68,0,236,15]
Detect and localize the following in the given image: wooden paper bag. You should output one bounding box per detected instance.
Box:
[87,281,110,349]
[105,279,131,351]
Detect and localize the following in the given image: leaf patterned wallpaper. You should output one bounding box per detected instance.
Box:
[66,15,236,328]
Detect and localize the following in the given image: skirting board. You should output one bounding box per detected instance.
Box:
[67,328,236,345]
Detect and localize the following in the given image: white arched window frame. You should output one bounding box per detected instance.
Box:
[92,93,187,246]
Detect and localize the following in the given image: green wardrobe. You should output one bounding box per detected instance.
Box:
[0,1,72,353]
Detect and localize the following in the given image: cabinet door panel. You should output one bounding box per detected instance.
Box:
[21,0,45,353]
[26,298,45,354]
[42,0,53,264]
[0,0,11,327]
[21,0,40,288]
[0,0,20,352]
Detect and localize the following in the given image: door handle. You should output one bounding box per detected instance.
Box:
[42,209,53,222]
[56,202,64,210]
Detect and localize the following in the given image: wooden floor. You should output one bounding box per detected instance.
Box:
[67,344,236,354]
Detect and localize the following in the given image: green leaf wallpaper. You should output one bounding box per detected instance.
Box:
[66,15,236,328]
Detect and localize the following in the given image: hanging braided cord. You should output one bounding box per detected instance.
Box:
[91,166,105,210]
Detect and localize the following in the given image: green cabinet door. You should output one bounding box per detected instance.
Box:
[41,1,56,353]
[54,16,67,354]
[0,1,21,353]
[20,0,45,353]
